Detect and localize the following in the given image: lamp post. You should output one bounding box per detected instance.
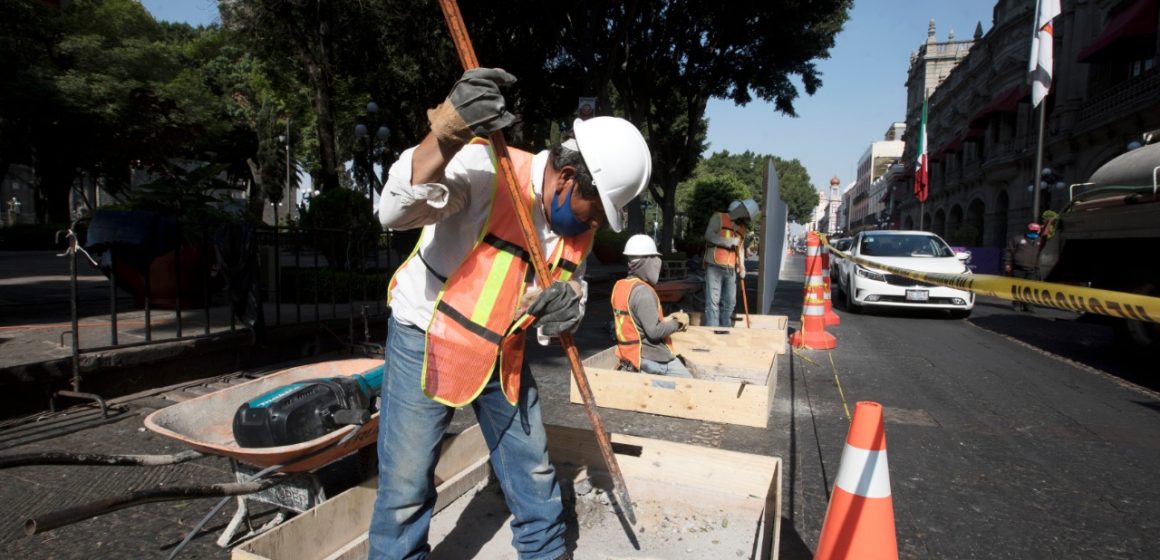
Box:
[277,119,292,223]
[354,101,390,195]
[1026,167,1066,222]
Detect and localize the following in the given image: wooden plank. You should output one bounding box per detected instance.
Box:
[570,366,770,427]
[545,425,778,501]
[234,425,488,560]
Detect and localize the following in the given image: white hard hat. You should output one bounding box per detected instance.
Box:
[730,198,759,221]
[623,234,660,257]
[572,117,652,232]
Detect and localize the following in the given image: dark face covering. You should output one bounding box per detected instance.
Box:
[550,183,590,237]
[628,256,662,285]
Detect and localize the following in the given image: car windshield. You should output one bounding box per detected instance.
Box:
[859,234,953,258]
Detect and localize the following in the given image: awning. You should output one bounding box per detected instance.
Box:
[968,86,1028,128]
[1078,0,1158,63]
[933,132,966,158]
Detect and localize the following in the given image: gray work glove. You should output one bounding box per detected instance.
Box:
[427,68,517,145]
[526,281,582,336]
[722,237,740,248]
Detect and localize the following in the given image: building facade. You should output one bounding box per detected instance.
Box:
[898,0,1160,247]
[844,123,906,231]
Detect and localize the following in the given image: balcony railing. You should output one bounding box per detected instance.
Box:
[1078,69,1160,129]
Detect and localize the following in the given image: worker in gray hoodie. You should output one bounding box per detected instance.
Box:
[611,234,692,377]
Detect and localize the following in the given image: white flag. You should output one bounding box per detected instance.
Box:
[1028,0,1062,107]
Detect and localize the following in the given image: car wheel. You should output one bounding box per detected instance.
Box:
[948,309,971,319]
[845,277,862,314]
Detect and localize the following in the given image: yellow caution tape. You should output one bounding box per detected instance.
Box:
[816,233,1160,325]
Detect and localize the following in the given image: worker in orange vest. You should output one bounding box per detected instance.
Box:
[702,198,758,327]
[611,235,691,376]
[371,68,652,560]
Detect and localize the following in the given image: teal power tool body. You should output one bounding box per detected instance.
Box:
[232,365,384,448]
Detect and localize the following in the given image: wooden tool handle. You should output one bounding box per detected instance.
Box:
[436,0,636,525]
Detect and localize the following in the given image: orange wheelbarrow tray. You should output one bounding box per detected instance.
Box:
[653,280,701,303]
[144,357,382,473]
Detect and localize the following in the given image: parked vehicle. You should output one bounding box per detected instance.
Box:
[835,230,974,318]
[1038,141,1160,348]
[829,238,852,281]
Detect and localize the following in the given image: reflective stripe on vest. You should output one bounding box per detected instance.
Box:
[610,278,672,370]
[704,212,745,268]
[421,139,593,407]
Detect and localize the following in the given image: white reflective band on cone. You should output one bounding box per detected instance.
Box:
[807,246,820,256]
[803,304,825,315]
[806,275,825,284]
[834,445,891,498]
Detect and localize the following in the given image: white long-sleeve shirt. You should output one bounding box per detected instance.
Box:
[378,143,586,339]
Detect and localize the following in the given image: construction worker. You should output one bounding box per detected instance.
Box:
[1004,222,1041,312]
[612,234,691,377]
[371,68,651,560]
[702,198,758,327]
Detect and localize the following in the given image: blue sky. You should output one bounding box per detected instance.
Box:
[140,0,998,195]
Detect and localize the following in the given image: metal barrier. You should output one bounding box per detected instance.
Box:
[56,222,407,409]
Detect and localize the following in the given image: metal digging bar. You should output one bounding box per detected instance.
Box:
[436,0,637,525]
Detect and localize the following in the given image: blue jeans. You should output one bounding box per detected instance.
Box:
[368,316,566,560]
[640,357,692,378]
[704,264,737,327]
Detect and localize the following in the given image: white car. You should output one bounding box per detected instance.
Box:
[835,230,974,318]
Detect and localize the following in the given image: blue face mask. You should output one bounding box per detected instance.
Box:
[550,182,591,237]
[1026,232,1040,239]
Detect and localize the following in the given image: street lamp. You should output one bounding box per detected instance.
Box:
[1026,167,1067,221]
[6,196,21,226]
[354,101,391,194]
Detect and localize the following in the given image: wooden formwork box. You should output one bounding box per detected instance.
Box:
[233,424,782,560]
[571,321,787,428]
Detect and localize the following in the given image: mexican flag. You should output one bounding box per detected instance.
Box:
[914,96,928,203]
[1028,0,1061,107]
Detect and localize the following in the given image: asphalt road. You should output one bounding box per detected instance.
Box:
[3,253,1159,558]
[770,256,1160,559]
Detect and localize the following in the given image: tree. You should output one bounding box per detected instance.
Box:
[685,174,752,242]
[771,157,819,225]
[677,151,819,227]
[593,0,853,252]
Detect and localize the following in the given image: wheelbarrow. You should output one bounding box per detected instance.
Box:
[0,357,382,548]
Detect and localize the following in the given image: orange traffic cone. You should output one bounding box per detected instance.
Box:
[791,233,836,349]
[821,250,841,326]
[814,402,898,560]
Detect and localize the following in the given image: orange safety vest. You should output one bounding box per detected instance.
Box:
[388,139,593,406]
[704,212,745,269]
[611,278,673,370]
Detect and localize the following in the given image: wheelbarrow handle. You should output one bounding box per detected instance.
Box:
[0,449,205,469]
[25,477,285,536]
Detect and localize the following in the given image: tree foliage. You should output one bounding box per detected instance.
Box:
[677,151,820,232]
[771,157,820,225]
[685,174,752,241]
[2,0,850,232]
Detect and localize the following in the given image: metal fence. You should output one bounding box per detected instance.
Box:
[56,221,408,411]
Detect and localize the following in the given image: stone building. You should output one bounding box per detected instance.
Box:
[897,0,1160,247]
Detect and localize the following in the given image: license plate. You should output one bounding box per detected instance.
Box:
[906,290,929,302]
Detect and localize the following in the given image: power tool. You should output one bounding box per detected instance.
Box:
[232,365,383,448]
